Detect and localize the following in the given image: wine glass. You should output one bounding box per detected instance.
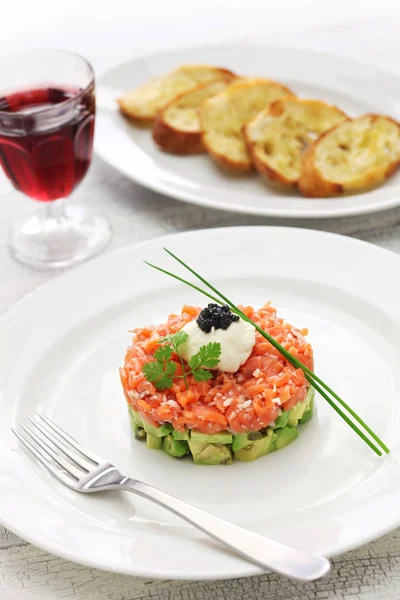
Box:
[0,50,112,268]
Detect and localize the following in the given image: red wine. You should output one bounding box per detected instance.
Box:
[0,85,95,201]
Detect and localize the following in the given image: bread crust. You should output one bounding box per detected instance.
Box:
[152,113,205,154]
[298,143,343,197]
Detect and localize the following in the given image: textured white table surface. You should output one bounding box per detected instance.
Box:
[2,5,400,598]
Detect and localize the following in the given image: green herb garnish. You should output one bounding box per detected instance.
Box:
[142,359,177,390]
[189,342,221,382]
[143,249,390,457]
[142,330,221,390]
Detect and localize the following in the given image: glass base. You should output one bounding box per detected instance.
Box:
[9,201,112,269]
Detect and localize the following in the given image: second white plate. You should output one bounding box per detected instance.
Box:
[96,44,400,219]
[1,227,400,579]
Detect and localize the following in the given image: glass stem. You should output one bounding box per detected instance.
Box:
[46,199,66,221]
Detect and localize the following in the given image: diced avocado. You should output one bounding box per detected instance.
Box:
[128,405,136,428]
[190,430,233,444]
[131,410,144,428]
[232,434,249,452]
[192,443,233,465]
[288,387,315,426]
[189,438,232,465]
[128,407,146,441]
[299,408,312,424]
[288,404,305,427]
[129,414,137,432]
[172,428,189,441]
[275,425,298,450]
[188,439,208,455]
[142,420,158,437]
[135,427,147,442]
[157,423,174,437]
[269,430,279,453]
[163,434,189,457]
[146,433,162,449]
[287,385,315,427]
[234,431,274,461]
[299,397,314,424]
[305,385,315,406]
[143,420,173,438]
[274,411,289,429]
[232,430,263,451]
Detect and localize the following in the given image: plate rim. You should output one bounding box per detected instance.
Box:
[1,225,400,579]
[95,43,400,220]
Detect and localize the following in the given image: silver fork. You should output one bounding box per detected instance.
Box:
[13,413,330,581]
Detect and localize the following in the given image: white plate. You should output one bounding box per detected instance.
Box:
[96,44,400,219]
[1,227,400,580]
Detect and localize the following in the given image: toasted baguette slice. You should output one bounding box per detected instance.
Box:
[244,99,348,186]
[200,78,295,173]
[299,115,400,197]
[152,77,235,154]
[118,65,235,123]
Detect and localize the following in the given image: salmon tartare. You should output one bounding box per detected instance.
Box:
[120,303,315,464]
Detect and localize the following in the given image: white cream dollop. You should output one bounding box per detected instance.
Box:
[180,318,256,373]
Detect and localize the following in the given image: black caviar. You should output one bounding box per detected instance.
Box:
[196,303,239,333]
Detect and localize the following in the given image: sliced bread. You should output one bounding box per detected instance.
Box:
[299,115,400,197]
[200,78,295,173]
[152,77,234,154]
[244,98,348,186]
[118,64,235,123]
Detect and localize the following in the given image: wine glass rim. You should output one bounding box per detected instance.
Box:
[0,49,95,117]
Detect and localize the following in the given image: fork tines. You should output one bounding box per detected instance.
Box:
[12,413,101,487]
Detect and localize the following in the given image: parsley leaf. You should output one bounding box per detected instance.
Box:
[188,342,221,370]
[142,360,176,390]
[165,361,177,376]
[154,344,173,363]
[142,334,220,391]
[192,368,213,383]
[169,330,189,348]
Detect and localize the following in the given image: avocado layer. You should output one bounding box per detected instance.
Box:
[299,398,314,424]
[131,409,144,428]
[232,430,263,451]
[189,440,233,465]
[274,411,289,428]
[191,430,233,444]
[146,433,162,449]
[127,385,314,464]
[143,420,173,438]
[276,425,298,450]
[234,431,275,461]
[163,434,189,457]
[172,429,189,441]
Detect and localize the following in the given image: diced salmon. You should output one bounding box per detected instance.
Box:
[176,389,199,407]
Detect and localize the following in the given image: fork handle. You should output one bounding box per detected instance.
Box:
[120,478,329,581]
